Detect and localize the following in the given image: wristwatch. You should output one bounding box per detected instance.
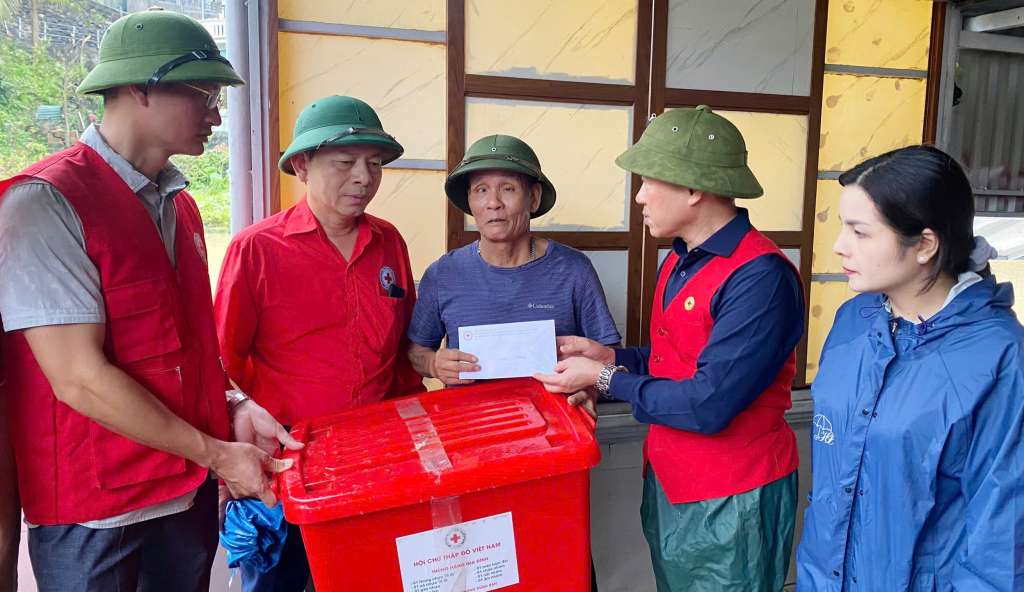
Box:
[226,389,251,416]
[595,364,627,396]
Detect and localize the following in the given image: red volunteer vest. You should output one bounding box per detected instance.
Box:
[0,143,230,525]
[646,228,801,504]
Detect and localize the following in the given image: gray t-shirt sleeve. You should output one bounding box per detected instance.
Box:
[0,181,105,332]
[574,258,622,346]
[406,262,446,349]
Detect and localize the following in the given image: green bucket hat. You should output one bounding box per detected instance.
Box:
[279,95,404,175]
[445,135,556,219]
[616,105,763,199]
[78,9,245,95]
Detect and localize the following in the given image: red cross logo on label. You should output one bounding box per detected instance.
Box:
[379,266,395,290]
[443,527,467,549]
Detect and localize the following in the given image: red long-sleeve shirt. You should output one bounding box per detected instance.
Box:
[214,197,425,426]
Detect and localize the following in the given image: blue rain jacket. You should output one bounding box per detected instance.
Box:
[796,276,1024,591]
[220,498,288,573]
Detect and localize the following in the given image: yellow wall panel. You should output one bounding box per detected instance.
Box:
[278,33,445,161]
[825,0,931,70]
[465,98,632,231]
[277,169,445,281]
[812,179,843,274]
[465,0,637,84]
[819,73,926,172]
[280,0,445,31]
[280,172,304,211]
[719,111,808,232]
[366,170,447,280]
[806,280,859,382]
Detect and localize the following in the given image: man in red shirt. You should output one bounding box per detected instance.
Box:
[215,95,426,591]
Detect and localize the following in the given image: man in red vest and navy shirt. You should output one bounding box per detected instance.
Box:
[536,106,805,591]
[0,10,301,591]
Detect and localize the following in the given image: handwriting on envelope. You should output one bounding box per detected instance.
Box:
[458,320,557,380]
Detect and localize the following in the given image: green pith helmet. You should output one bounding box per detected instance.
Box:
[279,95,404,175]
[445,135,556,219]
[78,9,245,95]
[616,106,763,199]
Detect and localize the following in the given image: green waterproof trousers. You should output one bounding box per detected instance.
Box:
[640,466,798,592]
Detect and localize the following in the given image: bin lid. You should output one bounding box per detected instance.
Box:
[277,378,601,524]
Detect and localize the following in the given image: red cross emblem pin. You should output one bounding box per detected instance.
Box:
[379,266,395,290]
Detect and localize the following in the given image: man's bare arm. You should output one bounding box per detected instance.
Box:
[408,342,437,378]
[23,323,289,506]
[407,342,480,386]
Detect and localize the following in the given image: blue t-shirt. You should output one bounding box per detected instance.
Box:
[408,241,621,350]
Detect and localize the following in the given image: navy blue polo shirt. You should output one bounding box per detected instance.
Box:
[609,209,805,435]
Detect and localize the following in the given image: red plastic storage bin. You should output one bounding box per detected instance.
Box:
[277,378,601,592]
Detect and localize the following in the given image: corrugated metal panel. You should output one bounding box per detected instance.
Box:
[949,48,1024,214]
[35,105,62,121]
[976,216,1024,260]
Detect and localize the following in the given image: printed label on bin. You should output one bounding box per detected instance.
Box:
[396,512,519,592]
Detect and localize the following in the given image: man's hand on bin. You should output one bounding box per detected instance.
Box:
[430,348,481,386]
[209,440,292,509]
[230,396,304,457]
[567,388,599,421]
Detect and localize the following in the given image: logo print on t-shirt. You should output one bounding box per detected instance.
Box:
[379,266,395,290]
[193,232,207,266]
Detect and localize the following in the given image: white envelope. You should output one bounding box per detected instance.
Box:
[457,320,557,380]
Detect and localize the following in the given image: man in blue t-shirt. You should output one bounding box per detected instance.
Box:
[407,135,620,404]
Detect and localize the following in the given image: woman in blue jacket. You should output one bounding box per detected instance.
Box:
[796,145,1021,591]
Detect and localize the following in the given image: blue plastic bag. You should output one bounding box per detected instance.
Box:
[220,498,289,573]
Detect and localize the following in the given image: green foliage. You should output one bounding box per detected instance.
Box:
[173,147,231,231]
[0,37,101,177]
[0,37,231,231]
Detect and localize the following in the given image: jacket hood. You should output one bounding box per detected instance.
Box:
[857,276,1015,348]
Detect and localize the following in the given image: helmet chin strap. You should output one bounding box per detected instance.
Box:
[147,50,233,84]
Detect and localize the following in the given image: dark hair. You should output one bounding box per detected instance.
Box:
[100,87,121,105]
[839,145,987,290]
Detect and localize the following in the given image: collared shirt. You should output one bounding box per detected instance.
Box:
[609,209,805,434]
[215,198,426,427]
[0,125,187,332]
[0,125,196,528]
[79,125,187,265]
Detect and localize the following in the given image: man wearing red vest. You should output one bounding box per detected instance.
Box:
[0,10,300,591]
[536,106,805,591]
